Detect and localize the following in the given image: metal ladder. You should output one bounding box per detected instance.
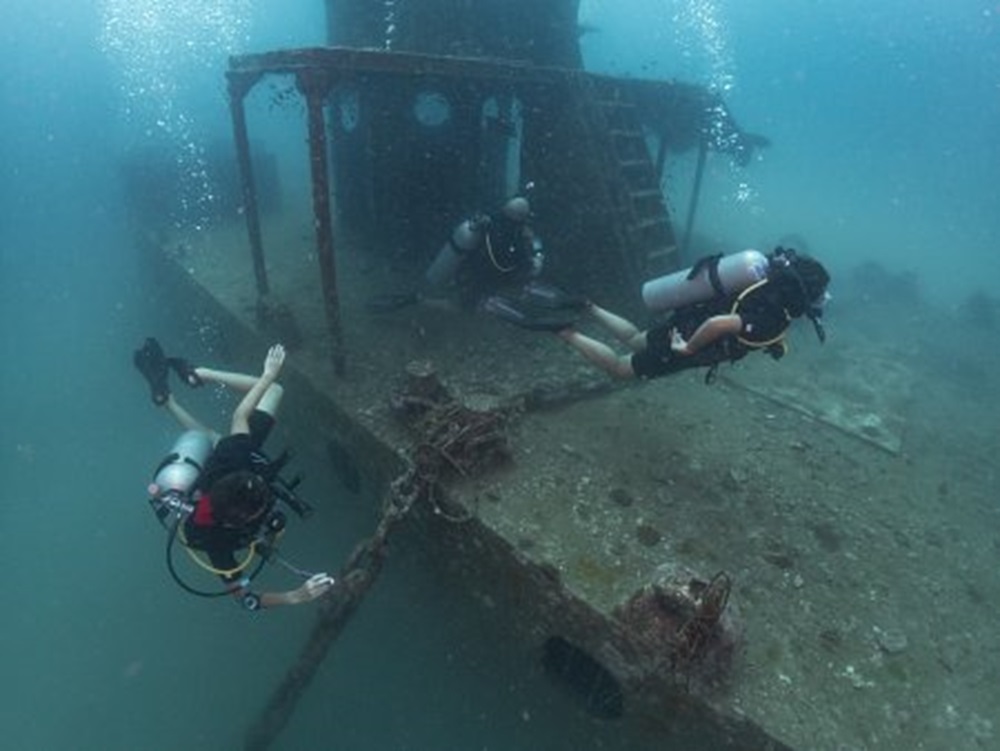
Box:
[581,77,679,287]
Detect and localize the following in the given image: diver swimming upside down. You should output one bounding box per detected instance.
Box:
[134,338,335,611]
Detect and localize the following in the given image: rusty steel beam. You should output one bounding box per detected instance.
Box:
[227,71,269,296]
[229,46,580,88]
[298,68,346,376]
[224,46,717,371]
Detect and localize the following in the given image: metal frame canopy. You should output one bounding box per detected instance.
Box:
[226,47,741,373]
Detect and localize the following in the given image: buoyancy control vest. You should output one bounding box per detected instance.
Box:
[147,431,311,529]
[664,277,793,375]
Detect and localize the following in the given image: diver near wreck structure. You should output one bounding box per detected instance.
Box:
[369,192,545,313]
[489,246,831,381]
[133,338,335,611]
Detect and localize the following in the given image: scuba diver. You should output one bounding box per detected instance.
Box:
[369,192,545,313]
[133,338,335,611]
[487,247,831,381]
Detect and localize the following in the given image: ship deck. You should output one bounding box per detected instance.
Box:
[152,213,1000,751]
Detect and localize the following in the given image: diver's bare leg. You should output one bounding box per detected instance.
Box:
[557,329,635,379]
[588,305,647,352]
[193,366,285,417]
[163,394,220,441]
[192,367,258,391]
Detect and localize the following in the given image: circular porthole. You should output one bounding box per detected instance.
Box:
[413,91,451,127]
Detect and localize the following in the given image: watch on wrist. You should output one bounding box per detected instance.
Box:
[241,592,262,611]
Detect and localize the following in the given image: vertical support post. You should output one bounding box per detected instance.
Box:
[299,69,346,376]
[654,132,668,184]
[227,71,269,296]
[680,136,708,260]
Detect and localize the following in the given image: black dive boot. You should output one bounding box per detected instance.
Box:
[167,357,203,387]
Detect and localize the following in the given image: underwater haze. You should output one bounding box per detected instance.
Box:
[582,0,1000,302]
[2,1,998,750]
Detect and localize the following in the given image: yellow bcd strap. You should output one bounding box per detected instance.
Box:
[177,523,276,578]
[484,231,517,273]
[731,279,792,350]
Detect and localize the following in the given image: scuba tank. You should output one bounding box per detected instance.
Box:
[147,430,213,528]
[147,430,280,600]
[642,249,769,312]
[425,216,486,287]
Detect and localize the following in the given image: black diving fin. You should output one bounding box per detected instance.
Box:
[522,281,590,311]
[133,337,171,405]
[482,295,578,332]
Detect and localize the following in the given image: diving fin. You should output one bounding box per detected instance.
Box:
[522,281,590,311]
[482,295,577,332]
[133,337,171,405]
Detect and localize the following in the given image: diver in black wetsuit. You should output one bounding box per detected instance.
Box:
[369,194,545,314]
[134,339,335,610]
[490,248,831,382]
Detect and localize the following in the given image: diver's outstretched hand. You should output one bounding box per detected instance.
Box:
[263,344,285,379]
[297,573,335,603]
[272,573,335,606]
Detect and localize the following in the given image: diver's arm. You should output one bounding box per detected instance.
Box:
[257,574,336,608]
[224,573,334,610]
[671,314,742,355]
[230,345,285,435]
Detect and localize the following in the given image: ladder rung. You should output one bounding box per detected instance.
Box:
[633,216,668,231]
[629,189,662,201]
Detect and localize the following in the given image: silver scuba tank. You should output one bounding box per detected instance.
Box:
[641,249,769,312]
[147,430,214,527]
[425,218,484,287]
